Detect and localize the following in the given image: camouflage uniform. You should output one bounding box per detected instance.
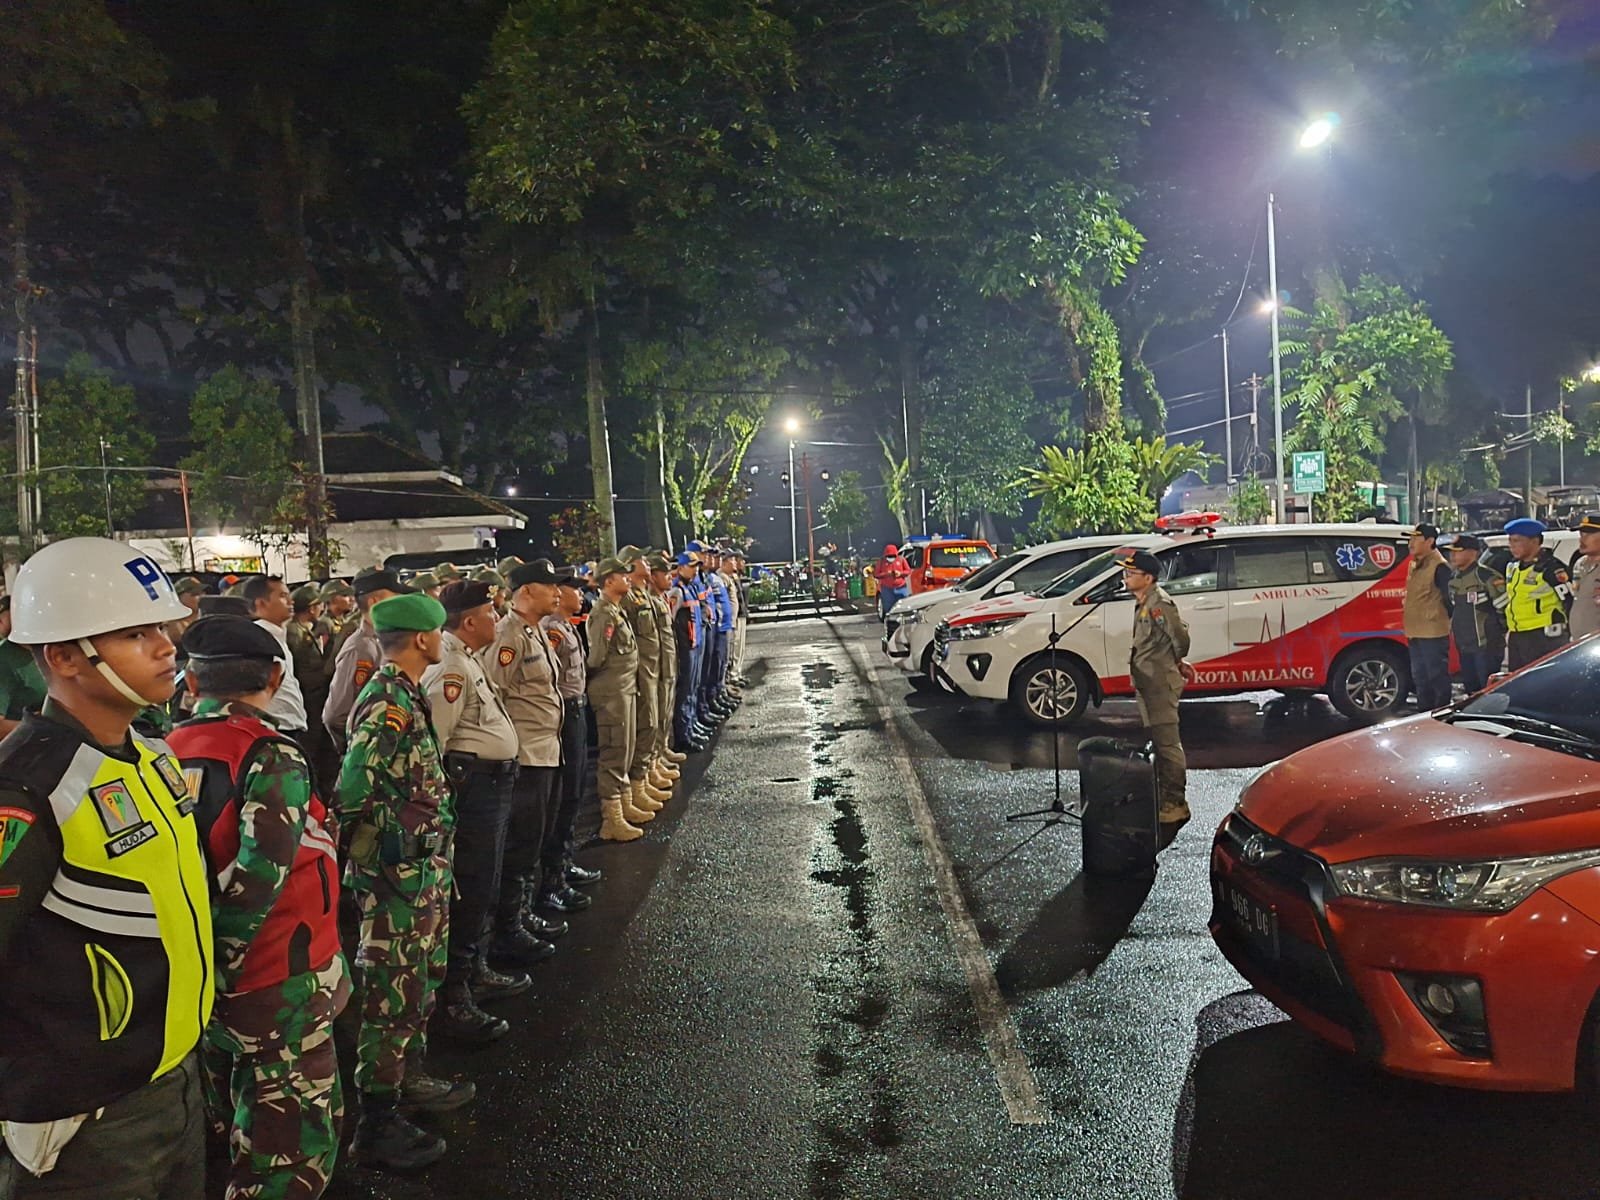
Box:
[336,664,453,1097]
[622,584,662,784]
[189,699,351,1200]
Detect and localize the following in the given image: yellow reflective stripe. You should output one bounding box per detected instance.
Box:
[85,943,133,1040]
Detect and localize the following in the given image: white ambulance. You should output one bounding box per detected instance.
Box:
[882,535,1133,683]
[932,521,1417,726]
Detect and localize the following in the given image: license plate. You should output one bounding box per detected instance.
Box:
[1220,878,1279,961]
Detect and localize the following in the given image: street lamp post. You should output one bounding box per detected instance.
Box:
[1220,326,1233,482]
[1267,192,1285,523]
[783,416,800,563]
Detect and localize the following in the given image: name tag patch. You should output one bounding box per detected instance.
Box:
[106,823,158,858]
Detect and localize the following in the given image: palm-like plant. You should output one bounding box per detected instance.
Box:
[1129,436,1221,504]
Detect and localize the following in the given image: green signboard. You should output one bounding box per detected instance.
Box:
[1292,450,1327,495]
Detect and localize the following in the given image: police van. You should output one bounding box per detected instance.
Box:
[932,521,1417,726]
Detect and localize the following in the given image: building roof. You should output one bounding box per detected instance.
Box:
[127,432,524,533]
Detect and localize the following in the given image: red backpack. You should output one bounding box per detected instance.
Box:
[167,711,341,991]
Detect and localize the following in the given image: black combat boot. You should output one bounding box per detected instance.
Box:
[489,924,556,967]
[398,1068,477,1114]
[564,860,603,887]
[436,979,508,1046]
[471,955,532,1003]
[352,1091,447,1171]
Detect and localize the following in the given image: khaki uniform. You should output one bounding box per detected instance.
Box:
[651,587,677,760]
[622,586,662,782]
[480,613,562,768]
[1570,554,1600,640]
[1129,584,1190,817]
[586,593,638,800]
[425,630,519,762]
[322,623,380,749]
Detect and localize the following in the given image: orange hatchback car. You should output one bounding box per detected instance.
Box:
[1211,635,1600,1091]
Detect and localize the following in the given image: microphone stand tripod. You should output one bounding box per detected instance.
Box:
[1006,611,1081,826]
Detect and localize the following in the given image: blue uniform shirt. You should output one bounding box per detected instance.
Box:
[704,571,733,634]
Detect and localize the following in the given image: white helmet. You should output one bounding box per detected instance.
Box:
[10,538,191,645]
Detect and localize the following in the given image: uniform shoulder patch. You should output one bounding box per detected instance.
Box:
[441,674,464,704]
[498,645,517,667]
[0,805,36,872]
[605,623,616,641]
[354,660,374,688]
[90,780,142,835]
[546,627,564,650]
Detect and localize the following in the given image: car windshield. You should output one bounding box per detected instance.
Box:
[931,545,994,569]
[953,552,1023,593]
[1454,638,1600,744]
[1034,549,1120,598]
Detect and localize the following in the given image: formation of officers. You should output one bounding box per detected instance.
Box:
[1401,516,1599,707]
[0,538,751,1198]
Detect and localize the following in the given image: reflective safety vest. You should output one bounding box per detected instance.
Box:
[0,715,213,1121]
[166,710,341,992]
[1504,556,1569,634]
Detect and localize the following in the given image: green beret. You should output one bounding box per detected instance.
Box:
[174,576,205,597]
[595,555,628,579]
[322,580,355,599]
[496,556,524,576]
[411,571,439,590]
[370,593,447,633]
[435,562,464,582]
[290,583,322,609]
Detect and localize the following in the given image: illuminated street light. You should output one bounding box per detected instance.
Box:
[1584,364,1600,383]
[1298,114,1339,150]
[1259,297,1277,314]
[505,485,518,497]
[783,416,801,435]
[782,417,803,562]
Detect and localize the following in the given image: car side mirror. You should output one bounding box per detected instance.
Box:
[992,579,1016,596]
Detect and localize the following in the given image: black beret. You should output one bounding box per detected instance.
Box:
[508,558,560,588]
[353,569,406,598]
[440,579,495,613]
[197,595,253,617]
[182,616,283,662]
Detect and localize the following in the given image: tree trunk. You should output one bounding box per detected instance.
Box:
[585,293,617,555]
[645,396,671,550]
[10,179,34,553]
[899,336,922,537]
[1408,408,1419,524]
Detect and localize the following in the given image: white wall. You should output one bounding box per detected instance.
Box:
[127,521,511,580]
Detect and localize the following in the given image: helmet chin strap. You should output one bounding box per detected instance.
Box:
[76,638,159,709]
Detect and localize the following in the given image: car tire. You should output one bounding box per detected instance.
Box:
[1327,644,1410,724]
[1010,655,1092,728]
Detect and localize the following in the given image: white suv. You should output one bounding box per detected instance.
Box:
[933,522,1417,726]
[883,535,1134,684]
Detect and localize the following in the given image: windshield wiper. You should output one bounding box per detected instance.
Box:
[1447,710,1600,753]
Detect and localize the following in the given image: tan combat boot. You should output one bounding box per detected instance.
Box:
[648,760,677,791]
[599,793,644,842]
[632,777,667,812]
[621,781,657,823]
[655,755,681,781]
[664,747,687,764]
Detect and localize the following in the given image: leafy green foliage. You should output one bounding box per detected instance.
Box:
[1232,475,1271,525]
[1018,435,1153,536]
[1129,437,1219,504]
[550,504,612,564]
[819,469,870,547]
[33,355,154,538]
[181,366,295,531]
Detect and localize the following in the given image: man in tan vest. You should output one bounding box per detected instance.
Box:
[1403,523,1454,709]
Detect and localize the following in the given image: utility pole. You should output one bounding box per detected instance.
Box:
[802,451,816,581]
[1267,192,1285,524]
[12,229,34,550]
[1220,326,1233,483]
[98,436,114,537]
[1247,374,1262,474]
[1525,383,1535,518]
[1559,387,1567,487]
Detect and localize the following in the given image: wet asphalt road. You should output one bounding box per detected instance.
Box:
[317,616,1600,1199]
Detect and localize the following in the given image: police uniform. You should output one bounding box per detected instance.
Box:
[0,539,211,1200]
[422,583,521,1043]
[321,570,404,751]
[1447,535,1507,694]
[1567,515,1600,641]
[540,575,601,881]
[167,617,349,1200]
[478,561,565,960]
[1502,519,1572,671]
[587,559,644,827]
[669,555,704,751]
[336,593,460,1170]
[1122,551,1192,824]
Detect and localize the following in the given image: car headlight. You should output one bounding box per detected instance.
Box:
[1329,848,1600,913]
[900,610,923,626]
[946,616,1024,641]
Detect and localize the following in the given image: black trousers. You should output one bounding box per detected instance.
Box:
[541,699,590,889]
[4,1052,205,1200]
[1508,627,1568,672]
[447,765,515,976]
[496,764,556,928]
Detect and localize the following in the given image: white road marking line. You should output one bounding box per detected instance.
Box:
[839,635,1051,1126]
